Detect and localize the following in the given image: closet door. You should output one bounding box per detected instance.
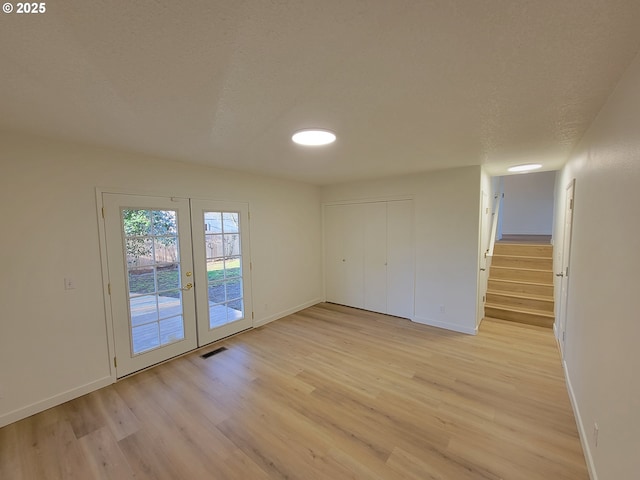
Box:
[387,200,414,319]
[324,204,365,308]
[363,202,388,314]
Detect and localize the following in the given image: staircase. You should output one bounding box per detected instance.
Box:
[484,242,555,328]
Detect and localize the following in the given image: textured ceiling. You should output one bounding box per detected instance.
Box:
[1,1,639,184]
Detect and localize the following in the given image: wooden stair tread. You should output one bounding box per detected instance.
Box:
[495,242,552,247]
[491,265,553,273]
[489,278,553,288]
[486,290,554,302]
[484,303,555,318]
[493,254,552,260]
[481,316,552,330]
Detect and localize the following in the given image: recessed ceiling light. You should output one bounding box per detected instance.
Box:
[508,163,542,173]
[292,129,336,146]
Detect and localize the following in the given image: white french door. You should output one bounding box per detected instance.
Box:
[190,199,253,346]
[102,193,252,377]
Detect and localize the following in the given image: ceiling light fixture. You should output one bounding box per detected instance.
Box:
[508,163,542,173]
[292,129,336,146]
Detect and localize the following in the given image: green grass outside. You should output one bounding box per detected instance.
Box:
[129,265,241,296]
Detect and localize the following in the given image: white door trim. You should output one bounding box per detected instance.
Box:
[96,188,254,380]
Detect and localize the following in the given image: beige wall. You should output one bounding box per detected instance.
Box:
[502,170,556,236]
[554,51,640,478]
[0,133,323,426]
[321,166,482,334]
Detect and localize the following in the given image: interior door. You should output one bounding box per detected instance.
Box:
[324,204,365,308]
[557,179,575,354]
[364,202,388,314]
[103,194,198,377]
[190,199,253,345]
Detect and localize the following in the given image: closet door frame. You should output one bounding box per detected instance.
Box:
[322,196,415,319]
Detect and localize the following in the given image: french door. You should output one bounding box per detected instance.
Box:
[103,194,252,377]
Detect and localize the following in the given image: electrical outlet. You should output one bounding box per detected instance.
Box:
[439,305,445,313]
[64,277,76,290]
[593,422,599,447]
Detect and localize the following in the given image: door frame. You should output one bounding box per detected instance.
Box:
[556,179,576,356]
[321,194,415,318]
[95,188,254,381]
[477,190,491,326]
[102,193,199,377]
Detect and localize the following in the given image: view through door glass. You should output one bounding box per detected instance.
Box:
[103,193,197,378]
[203,211,245,328]
[124,208,185,354]
[103,195,253,376]
[190,199,253,346]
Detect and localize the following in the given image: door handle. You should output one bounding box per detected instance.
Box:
[182,283,193,291]
[555,273,564,277]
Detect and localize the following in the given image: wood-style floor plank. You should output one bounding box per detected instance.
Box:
[0,303,588,479]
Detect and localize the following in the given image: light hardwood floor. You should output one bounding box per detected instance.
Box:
[0,303,588,479]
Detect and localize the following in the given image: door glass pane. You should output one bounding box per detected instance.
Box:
[222,212,239,233]
[228,298,244,321]
[209,304,227,327]
[128,268,156,295]
[205,234,224,258]
[160,316,185,344]
[126,238,154,267]
[201,210,245,330]
[130,295,159,325]
[204,212,222,233]
[157,264,180,292]
[208,280,226,304]
[225,278,242,301]
[157,291,182,318]
[223,234,241,256]
[224,257,241,278]
[132,323,160,352]
[154,237,178,265]
[123,208,186,355]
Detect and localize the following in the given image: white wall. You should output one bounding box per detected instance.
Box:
[321,166,482,335]
[554,51,640,479]
[502,170,556,235]
[0,132,323,427]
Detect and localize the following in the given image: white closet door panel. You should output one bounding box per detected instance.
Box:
[387,200,415,319]
[324,204,365,308]
[342,203,365,308]
[364,202,388,314]
[324,205,346,305]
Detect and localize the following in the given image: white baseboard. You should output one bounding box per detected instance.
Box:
[0,375,113,428]
[253,298,322,328]
[563,360,598,480]
[412,316,478,335]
